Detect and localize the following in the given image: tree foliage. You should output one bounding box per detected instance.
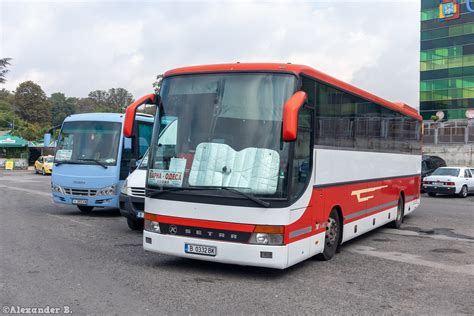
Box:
[0,58,12,84]
[14,81,52,124]
[153,74,164,94]
[0,79,138,141]
[88,88,134,112]
[50,92,76,126]
[107,88,134,112]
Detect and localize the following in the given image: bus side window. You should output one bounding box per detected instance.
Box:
[290,106,313,199]
[120,137,132,180]
[138,122,153,159]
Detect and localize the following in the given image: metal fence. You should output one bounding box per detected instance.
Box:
[423,122,474,144]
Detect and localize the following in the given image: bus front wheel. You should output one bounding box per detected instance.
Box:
[77,206,94,213]
[317,208,341,261]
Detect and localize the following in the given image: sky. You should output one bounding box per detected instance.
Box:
[0,0,420,108]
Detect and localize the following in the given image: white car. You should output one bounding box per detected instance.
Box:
[422,167,474,198]
[119,156,147,230]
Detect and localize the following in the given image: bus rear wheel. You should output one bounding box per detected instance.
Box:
[317,208,341,261]
[388,196,404,229]
[77,206,94,213]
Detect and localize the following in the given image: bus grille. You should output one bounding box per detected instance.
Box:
[130,187,145,197]
[63,188,97,196]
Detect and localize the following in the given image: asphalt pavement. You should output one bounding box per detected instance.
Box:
[0,171,473,315]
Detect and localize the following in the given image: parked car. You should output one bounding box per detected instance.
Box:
[34,155,54,175]
[421,155,446,182]
[422,167,474,198]
[119,154,147,230]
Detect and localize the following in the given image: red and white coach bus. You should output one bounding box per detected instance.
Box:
[124,63,422,269]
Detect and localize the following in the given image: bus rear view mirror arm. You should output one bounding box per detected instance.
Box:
[123,94,159,138]
[282,91,307,142]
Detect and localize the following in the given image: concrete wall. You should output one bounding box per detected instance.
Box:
[0,158,29,169]
[423,144,474,167]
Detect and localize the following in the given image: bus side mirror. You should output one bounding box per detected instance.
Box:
[282,91,307,142]
[123,94,158,138]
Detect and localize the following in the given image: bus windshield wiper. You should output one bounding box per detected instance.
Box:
[146,187,182,197]
[54,160,83,166]
[77,158,108,169]
[145,187,206,197]
[220,187,270,208]
[146,187,270,207]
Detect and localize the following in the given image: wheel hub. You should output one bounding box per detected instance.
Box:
[326,217,338,245]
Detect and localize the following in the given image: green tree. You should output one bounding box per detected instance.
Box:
[106,88,134,112]
[76,97,99,113]
[0,58,12,84]
[0,89,14,114]
[88,90,109,108]
[50,92,76,125]
[153,74,164,94]
[14,81,52,124]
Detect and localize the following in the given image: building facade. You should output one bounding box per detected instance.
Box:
[421,0,474,121]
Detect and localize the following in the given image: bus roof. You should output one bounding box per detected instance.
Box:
[164,63,421,120]
[64,112,153,123]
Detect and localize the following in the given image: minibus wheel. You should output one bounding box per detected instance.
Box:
[127,218,144,231]
[317,208,341,261]
[77,206,94,213]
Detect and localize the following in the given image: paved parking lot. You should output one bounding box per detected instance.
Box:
[0,171,473,314]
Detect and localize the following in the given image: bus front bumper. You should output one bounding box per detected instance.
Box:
[143,231,318,269]
[119,193,144,219]
[52,193,119,208]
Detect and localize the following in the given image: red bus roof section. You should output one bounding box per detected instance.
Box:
[164,63,421,121]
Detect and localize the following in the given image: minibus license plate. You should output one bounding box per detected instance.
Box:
[72,199,88,205]
[185,244,216,256]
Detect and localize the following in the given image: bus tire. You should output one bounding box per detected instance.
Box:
[428,192,436,197]
[127,218,144,231]
[77,205,94,213]
[388,196,404,229]
[458,185,468,198]
[317,208,341,261]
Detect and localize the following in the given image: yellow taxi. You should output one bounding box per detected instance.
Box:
[34,155,54,175]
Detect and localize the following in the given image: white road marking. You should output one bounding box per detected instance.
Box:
[0,184,50,197]
[379,228,474,243]
[347,245,474,276]
[47,214,94,227]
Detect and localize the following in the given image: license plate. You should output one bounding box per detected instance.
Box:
[72,199,88,205]
[136,211,144,218]
[185,243,217,257]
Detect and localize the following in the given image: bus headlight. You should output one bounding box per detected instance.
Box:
[51,183,64,194]
[97,185,116,196]
[144,220,161,234]
[120,180,129,195]
[249,233,284,245]
[249,226,284,245]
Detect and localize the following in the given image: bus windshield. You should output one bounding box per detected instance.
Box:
[55,121,122,166]
[148,73,296,198]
